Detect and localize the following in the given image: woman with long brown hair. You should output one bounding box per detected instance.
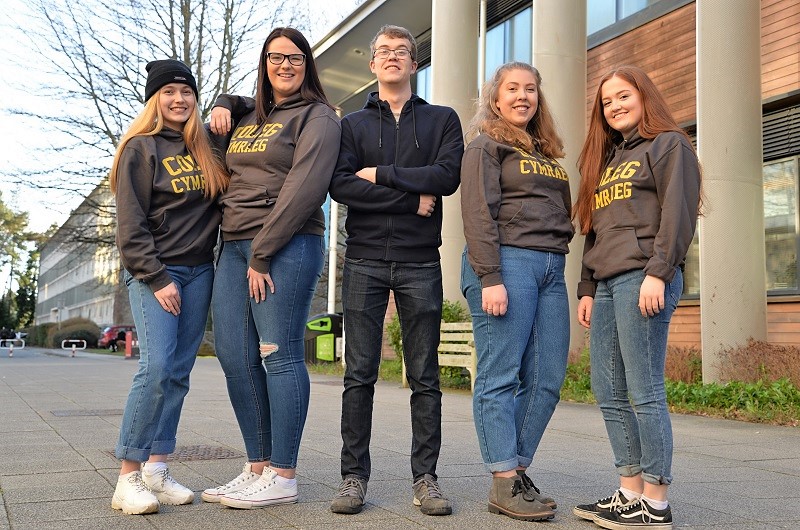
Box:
[572,65,701,530]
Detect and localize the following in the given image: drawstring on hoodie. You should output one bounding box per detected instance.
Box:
[377,99,420,149]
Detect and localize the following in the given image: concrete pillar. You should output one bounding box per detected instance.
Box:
[532,0,587,352]
[697,0,766,382]
[430,0,479,304]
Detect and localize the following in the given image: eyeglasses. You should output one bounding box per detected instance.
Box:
[266,52,306,66]
[372,47,412,60]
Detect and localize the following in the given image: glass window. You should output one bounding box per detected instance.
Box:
[588,0,661,34]
[485,21,506,80]
[415,65,431,101]
[764,158,798,292]
[683,231,700,297]
[484,7,533,81]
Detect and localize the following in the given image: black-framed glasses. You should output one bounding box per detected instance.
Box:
[372,47,412,60]
[266,52,306,66]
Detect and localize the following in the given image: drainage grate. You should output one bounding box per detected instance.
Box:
[51,409,125,417]
[103,445,244,462]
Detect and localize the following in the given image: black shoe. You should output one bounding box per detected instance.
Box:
[594,498,672,529]
[572,489,635,521]
[516,470,557,509]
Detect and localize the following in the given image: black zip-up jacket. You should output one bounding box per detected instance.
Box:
[328,92,463,262]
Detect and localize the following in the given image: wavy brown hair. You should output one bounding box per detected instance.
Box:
[574,65,697,233]
[109,87,228,198]
[467,62,564,159]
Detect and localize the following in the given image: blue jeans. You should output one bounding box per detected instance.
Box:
[590,268,682,486]
[461,247,569,473]
[340,258,443,481]
[212,235,323,469]
[116,263,213,462]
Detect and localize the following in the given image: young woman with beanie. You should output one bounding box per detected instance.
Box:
[110,59,228,515]
[460,62,573,522]
[198,27,340,508]
[572,65,701,530]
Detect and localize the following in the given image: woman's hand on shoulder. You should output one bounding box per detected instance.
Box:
[210,106,232,135]
[247,267,275,303]
[154,282,181,316]
[482,284,508,316]
[577,296,593,329]
[639,274,666,317]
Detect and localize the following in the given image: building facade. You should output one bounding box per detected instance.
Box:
[313,0,800,370]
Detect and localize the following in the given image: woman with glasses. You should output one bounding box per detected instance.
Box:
[199,27,341,509]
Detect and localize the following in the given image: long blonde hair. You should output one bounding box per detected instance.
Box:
[109,89,228,198]
[467,62,564,159]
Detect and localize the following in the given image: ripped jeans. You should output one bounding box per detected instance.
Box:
[212,235,324,468]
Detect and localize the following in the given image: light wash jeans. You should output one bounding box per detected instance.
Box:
[212,235,324,469]
[590,267,683,485]
[461,247,570,473]
[116,263,213,461]
[339,258,443,481]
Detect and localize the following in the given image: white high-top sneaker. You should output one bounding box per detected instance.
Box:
[141,465,195,505]
[220,468,298,509]
[111,470,159,515]
[201,462,260,503]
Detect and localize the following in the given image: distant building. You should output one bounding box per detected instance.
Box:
[35,182,131,327]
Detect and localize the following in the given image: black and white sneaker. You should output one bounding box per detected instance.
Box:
[593,498,672,529]
[572,489,635,521]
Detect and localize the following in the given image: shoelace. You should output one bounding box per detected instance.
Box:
[151,468,178,488]
[518,474,542,494]
[336,477,365,498]
[217,470,256,491]
[416,478,444,499]
[236,472,276,497]
[599,490,627,510]
[615,500,656,523]
[511,479,537,501]
[128,473,151,493]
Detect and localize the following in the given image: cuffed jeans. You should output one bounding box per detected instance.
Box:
[340,258,443,481]
[590,268,682,486]
[461,247,569,473]
[116,263,213,462]
[212,235,324,469]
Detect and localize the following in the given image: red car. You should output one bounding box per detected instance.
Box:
[99,325,136,350]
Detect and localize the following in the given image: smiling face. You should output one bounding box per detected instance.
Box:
[495,68,538,130]
[369,34,417,87]
[159,83,195,131]
[267,36,306,104]
[601,75,643,137]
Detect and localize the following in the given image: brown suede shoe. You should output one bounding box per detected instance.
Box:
[488,476,555,521]
[517,470,557,509]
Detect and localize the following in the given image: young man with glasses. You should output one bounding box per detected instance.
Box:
[329,24,464,517]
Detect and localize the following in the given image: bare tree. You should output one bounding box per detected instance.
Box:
[3,0,311,228]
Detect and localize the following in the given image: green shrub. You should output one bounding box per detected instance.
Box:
[47,318,100,348]
[387,299,471,388]
[21,324,55,346]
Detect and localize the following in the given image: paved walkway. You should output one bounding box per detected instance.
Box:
[0,346,798,529]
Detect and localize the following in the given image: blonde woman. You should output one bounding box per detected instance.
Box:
[110,59,228,515]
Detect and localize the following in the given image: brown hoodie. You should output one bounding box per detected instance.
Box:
[577,131,701,298]
[461,133,574,288]
[215,93,341,274]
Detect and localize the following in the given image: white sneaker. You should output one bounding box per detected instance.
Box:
[141,466,195,505]
[220,468,298,509]
[111,471,159,514]
[201,462,260,503]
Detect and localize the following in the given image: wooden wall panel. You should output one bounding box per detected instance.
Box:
[587,4,697,127]
[668,301,800,350]
[587,0,800,127]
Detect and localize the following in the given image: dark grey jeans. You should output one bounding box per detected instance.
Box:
[339,257,443,481]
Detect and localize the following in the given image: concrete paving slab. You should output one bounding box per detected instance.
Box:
[1,348,799,530]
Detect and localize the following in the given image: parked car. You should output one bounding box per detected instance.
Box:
[99,325,136,350]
